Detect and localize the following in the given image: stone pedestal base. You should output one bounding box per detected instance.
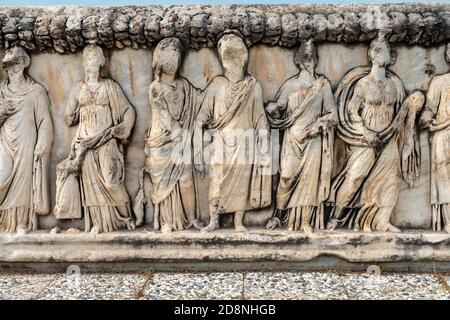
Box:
[1,229,449,272]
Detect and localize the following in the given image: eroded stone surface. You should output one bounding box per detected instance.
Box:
[0,4,449,53]
[0,5,448,267]
[1,271,448,300]
[0,229,449,263]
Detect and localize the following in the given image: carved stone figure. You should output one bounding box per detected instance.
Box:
[265,39,337,233]
[420,43,450,233]
[55,44,136,234]
[0,46,53,233]
[134,37,204,233]
[197,33,272,232]
[326,33,425,233]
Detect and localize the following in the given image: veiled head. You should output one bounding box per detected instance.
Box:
[82,45,106,75]
[294,39,318,72]
[153,37,183,79]
[217,34,248,75]
[368,34,391,67]
[2,46,31,74]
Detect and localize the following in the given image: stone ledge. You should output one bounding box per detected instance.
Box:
[1,229,449,264]
[0,4,448,53]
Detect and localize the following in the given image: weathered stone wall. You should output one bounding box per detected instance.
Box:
[0,4,449,53]
[0,5,449,269]
[0,41,445,230]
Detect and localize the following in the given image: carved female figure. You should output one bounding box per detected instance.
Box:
[0,46,53,233]
[55,44,136,234]
[136,37,203,233]
[197,33,272,232]
[265,39,337,233]
[420,43,450,233]
[326,33,424,232]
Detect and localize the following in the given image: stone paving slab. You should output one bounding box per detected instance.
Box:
[142,273,244,300]
[37,274,147,300]
[0,273,56,300]
[243,272,348,300]
[339,273,450,300]
[0,272,449,300]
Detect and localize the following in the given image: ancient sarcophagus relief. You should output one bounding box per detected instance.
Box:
[0,4,449,269]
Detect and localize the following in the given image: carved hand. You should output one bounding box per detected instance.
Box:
[34,143,47,159]
[364,130,381,148]
[144,141,151,157]
[266,102,281,118]
[418,112,433,129]
[194,161,205,179]
[110,125,124,138]
[316,119,332,133]
[307,121,324,138]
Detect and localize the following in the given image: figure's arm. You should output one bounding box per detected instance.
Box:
[117,104,136,141]
[64,84,80,126]
[420,77,440,129]
[144,83,156,159]
[319,80,338,127]
[193,80,215,176]
[254,82,271,166]
[34,88,54,159]
[0,97,20,127]
[33,88,54,215]
[348,85,379,146]
[266,79,292,116]
[110,82,136,143]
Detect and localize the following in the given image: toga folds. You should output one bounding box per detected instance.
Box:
[328,66,423,230]
[60,79,135,232]
[268,76,337,229]
[0,77,53,232]
[145,77,202,230]
[197,75,272,213]
[422,73,450,230]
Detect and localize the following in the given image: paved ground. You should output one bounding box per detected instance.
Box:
[0,271,449,300]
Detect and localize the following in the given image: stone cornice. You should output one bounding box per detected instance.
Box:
[0,4,448,53]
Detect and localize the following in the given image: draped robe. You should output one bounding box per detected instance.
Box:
[58,79,135,232]
[328,66,423,231]
[0,78,53,232]
[198,75,272,214]
[422,74,450,231]
[145,77,202,231]
[267,75,337,230]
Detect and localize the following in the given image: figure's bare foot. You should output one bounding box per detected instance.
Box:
[326,219,338,230]
[192,219,206,230]
[67,228,81,234]
[161,224,172,234]
[127,220,136,231]
[200,221,218,233]
[90,225,101,235]
[444,224,450,234]
[234,211,247,233]
[235,225,248,232]
[16,226,28,235]
[135,217,144,227]
[385,223,401,233]
[50,226,60,234]
[266,218,281,230]
[301,223,313,234]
